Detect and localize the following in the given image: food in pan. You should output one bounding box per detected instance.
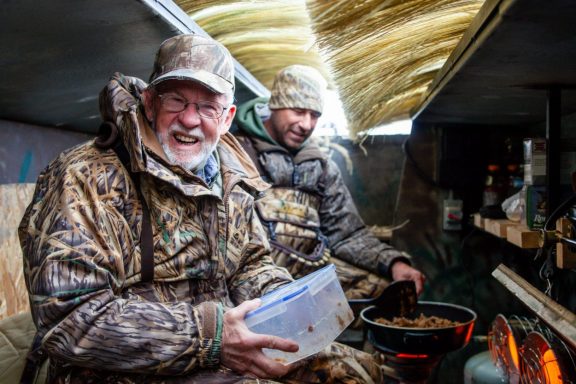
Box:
[375,313,462,328]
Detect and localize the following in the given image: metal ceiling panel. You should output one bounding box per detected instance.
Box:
[413,0,576,126]
[0,0,267,134]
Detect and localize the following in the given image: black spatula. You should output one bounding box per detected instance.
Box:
[348,280,417,318]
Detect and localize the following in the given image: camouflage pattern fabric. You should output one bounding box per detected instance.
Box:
[283,342,384,384]
[234,132,410,300]
[149,34,235,94]
[331,258,388,300]
[256,187,388,301]
[19,74,295,382]
[19,74,386,383]
[255,189,330,277]
[268,65,327,114]
[47,342,384,384]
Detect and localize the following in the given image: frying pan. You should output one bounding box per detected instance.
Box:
[361,301,476,355]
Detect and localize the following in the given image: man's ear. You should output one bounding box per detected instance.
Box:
[141,89,155,122]
[219,104,237,135]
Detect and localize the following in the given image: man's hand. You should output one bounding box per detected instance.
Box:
[390,261,426,295]
[221,299,299,379]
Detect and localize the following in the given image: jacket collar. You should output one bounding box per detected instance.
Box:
[99,73,269,197]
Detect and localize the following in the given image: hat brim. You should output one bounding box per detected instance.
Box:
[149,68,234,94]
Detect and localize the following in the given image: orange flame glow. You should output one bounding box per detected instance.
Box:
[541,348,562,384]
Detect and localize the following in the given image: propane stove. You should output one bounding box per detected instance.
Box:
[369,331,445,384]
[361,302,477,383]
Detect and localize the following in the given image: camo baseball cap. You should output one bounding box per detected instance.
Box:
[268,65,327,113]
[149,34,235,94]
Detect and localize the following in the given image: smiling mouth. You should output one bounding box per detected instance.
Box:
[290,132,306,141]
[174,134,199,144]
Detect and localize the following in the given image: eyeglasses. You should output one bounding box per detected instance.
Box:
[157,94,228,119]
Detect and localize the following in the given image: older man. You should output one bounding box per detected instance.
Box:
[234,65,426,300]
[19,35,384,383]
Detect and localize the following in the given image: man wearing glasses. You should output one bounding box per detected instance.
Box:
[20,34,384,383]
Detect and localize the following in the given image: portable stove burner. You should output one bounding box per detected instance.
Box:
[368,330,443,383]
[488,314,537,383]
[520,331,576,384]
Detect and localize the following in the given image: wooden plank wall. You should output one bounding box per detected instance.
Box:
[1,183,35,320]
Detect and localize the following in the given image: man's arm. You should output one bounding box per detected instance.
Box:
[318,159,415,278]
[219,188,298,378]
[227,197,294,304]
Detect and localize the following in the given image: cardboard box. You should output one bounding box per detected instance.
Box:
[521,185,547,230]
[523,138,546,185]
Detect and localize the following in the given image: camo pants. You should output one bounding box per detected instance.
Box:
[56,342,384,384]
[331,257,389,300]
[189,342,385,384]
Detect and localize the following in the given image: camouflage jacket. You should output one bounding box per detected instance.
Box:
[18,74,293,382]
[233,100,410,278]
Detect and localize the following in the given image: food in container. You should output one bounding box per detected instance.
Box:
[245,264,354,364]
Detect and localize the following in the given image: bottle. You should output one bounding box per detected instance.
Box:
[506,163,523,197]
[483,164,503,206]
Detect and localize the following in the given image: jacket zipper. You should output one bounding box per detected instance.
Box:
[222,173,241,247]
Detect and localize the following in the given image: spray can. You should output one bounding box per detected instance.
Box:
[443,190,463,231]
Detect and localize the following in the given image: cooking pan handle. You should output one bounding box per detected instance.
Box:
[403,332,440,347]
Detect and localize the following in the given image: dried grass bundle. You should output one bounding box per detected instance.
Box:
[175,0,483,136]
[177,0,239,14]
[306,0,484,137]
[176,0,330,89]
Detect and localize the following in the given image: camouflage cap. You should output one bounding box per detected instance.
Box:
[268,65,327,113]
[149,34,235,94]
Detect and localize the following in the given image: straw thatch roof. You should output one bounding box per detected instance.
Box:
[176,0,485,137]
[177,0,330,89]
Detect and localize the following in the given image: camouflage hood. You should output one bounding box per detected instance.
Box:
[234,96,277,145]
[99,73,268,195]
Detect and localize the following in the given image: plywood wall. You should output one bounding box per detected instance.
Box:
[1,183,36,320]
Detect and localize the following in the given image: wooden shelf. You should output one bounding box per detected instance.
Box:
[413,0,576,127]
[506,225,541,249]
[493,264,576,351]
[485,218,517,238]
[473,213,540,249]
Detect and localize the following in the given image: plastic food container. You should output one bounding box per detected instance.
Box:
[244,264,354,364]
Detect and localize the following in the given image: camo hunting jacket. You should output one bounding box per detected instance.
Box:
[18,74,293,382]
[234,131,410,279]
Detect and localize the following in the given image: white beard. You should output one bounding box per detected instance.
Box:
[156,123,217,171]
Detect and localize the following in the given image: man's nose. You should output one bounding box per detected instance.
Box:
[300,113,315,131]
[178,104,202,127]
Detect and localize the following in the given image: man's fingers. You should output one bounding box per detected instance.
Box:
[223,347,292,379]
[414,272,426,295]
[415,280,424,295]
[235,298,261,316]
[221,301,298,379]
[257,334,299,353]
[226,299,261,322]
[249,352,293,378]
